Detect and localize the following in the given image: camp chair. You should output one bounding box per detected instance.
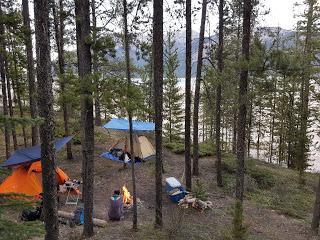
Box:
[61,180,81,205]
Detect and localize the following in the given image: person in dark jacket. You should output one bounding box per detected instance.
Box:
[108,190,124,221]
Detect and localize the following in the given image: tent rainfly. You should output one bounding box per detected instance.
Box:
[0,161,69,196]
[103,118,155,132]
[101,118,155,164]
[0,136,73,196]
[0,136,73,168]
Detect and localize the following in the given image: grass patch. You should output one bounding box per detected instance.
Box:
[133,224,168,240]
[0,196,43,240]
[221,153,316,220]
[0,218,44,240]
[164,140,216,157]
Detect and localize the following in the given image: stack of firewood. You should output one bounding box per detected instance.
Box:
[178,195,213,211]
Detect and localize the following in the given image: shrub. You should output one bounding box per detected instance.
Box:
[193,179,208,200]
[248,168,275,190]
[164,141,185,154]
[164,140,216,157]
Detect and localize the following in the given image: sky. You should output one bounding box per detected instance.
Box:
[191,0,304,35]
[260,0,302,30]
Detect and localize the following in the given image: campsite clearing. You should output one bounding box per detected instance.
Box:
[0,128,318,240]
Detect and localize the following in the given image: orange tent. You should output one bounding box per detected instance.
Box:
[0,161,69,196]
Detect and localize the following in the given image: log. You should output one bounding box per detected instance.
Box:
[58,210,107,227]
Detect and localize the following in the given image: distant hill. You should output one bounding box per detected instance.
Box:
[114,27,295,78]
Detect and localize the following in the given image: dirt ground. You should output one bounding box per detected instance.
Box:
[34,128,316,240]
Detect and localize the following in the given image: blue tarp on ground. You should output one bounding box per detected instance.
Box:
[102,118,155,132]
[0,136,73,168]
[100,151,142,165]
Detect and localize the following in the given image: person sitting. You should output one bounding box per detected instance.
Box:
[108,190,123,221]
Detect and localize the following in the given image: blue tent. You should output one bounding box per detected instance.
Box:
[102,118,155,132]
[0,136,73,168]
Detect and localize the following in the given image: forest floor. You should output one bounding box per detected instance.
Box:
[0,127,320,240]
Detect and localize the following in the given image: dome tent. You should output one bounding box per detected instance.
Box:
[0,136,72,196]
[0,161,69,196]
[101,118,155,163]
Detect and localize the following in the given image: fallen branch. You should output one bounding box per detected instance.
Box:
[58,210,107,227]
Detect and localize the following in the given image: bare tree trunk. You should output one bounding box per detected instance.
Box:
[287,92,294,168]
[91,0,102,126]
[312,175,320,233]
[0,2,10,159]
[52,0,73,159]
[75,0,94,237]
[216,0,224,187]
[153,0,163,228]
[5,62,18,150]
[233,0,252,236]
[185,0,192,191]
[269,80,276,163]
[11,46,27,147]
[246,98,252,158]
[192,0,207,176]
[257,102,262,159]
[22,0,39,146]
[123,0,138,230]
[297,0,314,183]
[232,110,237,154]
[34,0,59,239]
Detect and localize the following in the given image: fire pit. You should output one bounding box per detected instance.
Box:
[121,185,143,210]
[122,185,133,209]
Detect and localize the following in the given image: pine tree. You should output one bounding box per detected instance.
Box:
[75,0,94,236]
[233,0,252,237]
[0,1,11,158]
[153,0,163,228]
[216,0,225,187]
[52,0,73,159]
[185,0,192,191]
[34,0,59,238]
[22,0,39,146]
[123,0,138,230]
[296,0,318,182]
[193,0,207,176]
[163,31,183,142]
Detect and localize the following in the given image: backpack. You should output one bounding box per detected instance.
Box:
[21,206,42,221]
[73,207,84,225]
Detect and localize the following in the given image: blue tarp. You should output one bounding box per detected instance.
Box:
[100,151,142,165]
[0,136,73,168]
[102,118,155,132]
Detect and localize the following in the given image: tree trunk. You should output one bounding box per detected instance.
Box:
[123,0,138,230]
[153,0,163,228]
[5,62,18,150]
[185,0,192,191]
[297,0,314,182]
[0,2,10,159]
[232,110,237,154]
[312,175,320,233]
[257,102,262,159]
[216,0,224,187]
[246,98,252,158]
[75,0,94,237]
[287,92,294,168]
[11,47,27,147]
[22,0,39,146]
[269,80,276,163]
[192,0,207,176]
[34,0,59,239]
[91,0,102,126]
[52,0,73,159]
[233,0,252,236]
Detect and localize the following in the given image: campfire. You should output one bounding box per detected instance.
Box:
[122,185,133,205]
